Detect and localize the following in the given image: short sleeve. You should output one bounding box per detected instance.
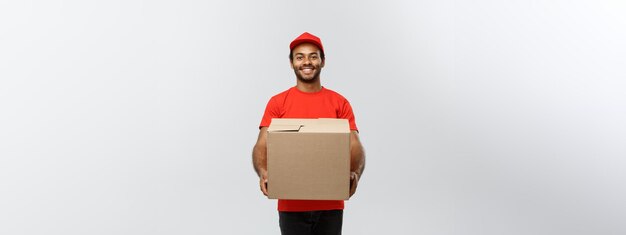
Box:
[259,97,281,128]
[340,100,358,131]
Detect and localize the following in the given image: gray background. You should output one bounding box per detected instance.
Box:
[1,0,625,234]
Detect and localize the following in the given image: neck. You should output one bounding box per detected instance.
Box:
[296,79,322,93]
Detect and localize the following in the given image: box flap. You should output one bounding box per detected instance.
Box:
[269,118,349,133]
[302,118,349,133]
[268,124,302,132]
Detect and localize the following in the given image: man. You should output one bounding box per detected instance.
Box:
[252,32,366,235]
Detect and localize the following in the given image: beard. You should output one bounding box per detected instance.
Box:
[293,65,322,84]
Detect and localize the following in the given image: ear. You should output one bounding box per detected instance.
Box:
[289,60,294,69]
[320,59,325,68]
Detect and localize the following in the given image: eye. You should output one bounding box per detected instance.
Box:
[296,56,303,61]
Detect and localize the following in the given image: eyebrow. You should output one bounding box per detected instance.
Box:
[294,52,319,56]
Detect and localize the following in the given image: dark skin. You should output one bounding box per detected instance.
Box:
[252,43,366,197]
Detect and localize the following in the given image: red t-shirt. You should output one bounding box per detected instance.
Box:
[260,86,358,212]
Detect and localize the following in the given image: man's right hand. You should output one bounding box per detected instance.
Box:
[253,127,269,197]
[259,171,268,196]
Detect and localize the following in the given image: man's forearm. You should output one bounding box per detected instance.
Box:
[351,147,365,176]
[253,128,269,177]
[350,132,365,176]
[252,144,267,177]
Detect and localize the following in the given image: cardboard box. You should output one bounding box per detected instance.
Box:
[267,118,351,200]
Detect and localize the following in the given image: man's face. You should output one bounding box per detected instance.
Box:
[290,43,325,83]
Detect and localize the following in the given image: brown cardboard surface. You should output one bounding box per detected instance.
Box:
[267,118,350,200]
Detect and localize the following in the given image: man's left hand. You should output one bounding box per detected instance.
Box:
[349,171,359,197]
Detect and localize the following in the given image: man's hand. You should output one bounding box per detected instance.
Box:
[349,171,359,197]
[349,131,365,198]
[259,170,268,196]
[253,127,269,197]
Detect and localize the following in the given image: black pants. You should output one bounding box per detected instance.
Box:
[279,210,343,235]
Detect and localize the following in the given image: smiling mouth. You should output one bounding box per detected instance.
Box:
[301,67,315,74]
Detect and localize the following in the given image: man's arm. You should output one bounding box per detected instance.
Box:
[349,130,365,197]
[252,127,269,196]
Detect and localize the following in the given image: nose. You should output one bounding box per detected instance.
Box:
[302,57,312,65]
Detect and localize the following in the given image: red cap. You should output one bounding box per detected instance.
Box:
[289,32,324,53]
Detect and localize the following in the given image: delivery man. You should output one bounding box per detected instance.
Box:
[252,32,366,235]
